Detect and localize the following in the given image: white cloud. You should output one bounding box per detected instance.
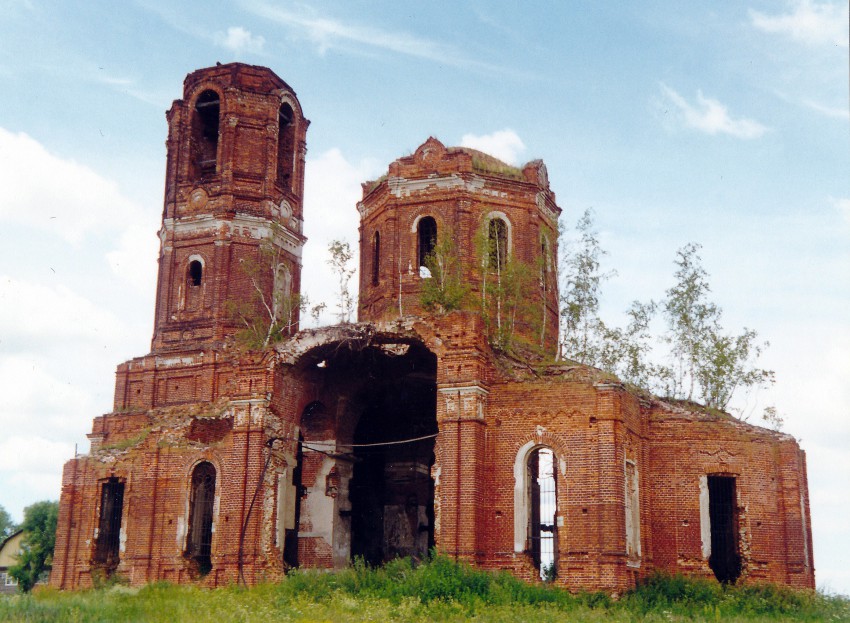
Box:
[0,276,125,344]
[460,129,526,165]
[0,435,73,518]
[241,0,501,73]
[750,0,849,47]
[105,225,159,294]
[831,197,850,225]
[215,26,265,54]
[245,2,447,60]
[0,128,142,245]
[659,84,769,139]
[804,99,850,120]
[301,148,382,324]
[0,354,98,447]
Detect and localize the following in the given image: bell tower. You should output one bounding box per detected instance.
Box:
[357,137,561,356]
[151,63,309,351]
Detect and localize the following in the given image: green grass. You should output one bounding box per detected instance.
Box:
[1,558,847,622]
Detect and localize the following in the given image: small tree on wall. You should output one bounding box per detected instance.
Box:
[558,210,774,416]
[227,224,313,348]
[328,239,356,323]
[559,208,615,366]
[476,220,541,354]
[659,243,774,411]
[420,228,469,314]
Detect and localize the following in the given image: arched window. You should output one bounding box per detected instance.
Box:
[528,447,557,579]
[186,462,216,575]
[417,216,437,270]
[188,260,203,287]
[488,218,508,270]
[371,231,381,286]
[192,90,220,178]
[514,443,558,580]
[277,102,295,186]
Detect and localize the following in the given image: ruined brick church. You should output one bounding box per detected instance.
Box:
[50,63,814,592]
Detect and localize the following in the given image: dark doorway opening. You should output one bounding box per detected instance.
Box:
[93,477,124,574]
[348,343,437,565]
[708,475,741,584]
[284,433,303,569]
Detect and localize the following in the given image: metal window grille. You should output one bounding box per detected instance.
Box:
[93,477,124,570]
[528,448,557,578]
[187,462,216,575]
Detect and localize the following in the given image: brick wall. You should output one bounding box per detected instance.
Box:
[50,64,814,594]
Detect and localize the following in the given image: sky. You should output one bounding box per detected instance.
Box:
[0,0,847,594]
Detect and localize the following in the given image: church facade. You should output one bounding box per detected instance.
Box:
[50,63,814,592]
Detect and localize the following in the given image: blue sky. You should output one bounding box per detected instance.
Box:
[0,0,847,594]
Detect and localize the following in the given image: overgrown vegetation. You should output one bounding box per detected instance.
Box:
[8,500,58,592]
[227,224,323,349]
[2,558,845,621]
[420,229,469,314]
[327,238,355,324]
[470,153,525,180]
[476,220,543,355]
[0,503,16,539]
[559,209,775,418]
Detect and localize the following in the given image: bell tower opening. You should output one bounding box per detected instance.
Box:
[191,90,219,179]
[277,102,295,187]
[417,216,437,272]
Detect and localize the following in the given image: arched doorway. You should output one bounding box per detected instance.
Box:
[349,346,437,564]
[281,330,439,568]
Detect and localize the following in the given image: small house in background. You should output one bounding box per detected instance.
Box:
[0,530,23,593]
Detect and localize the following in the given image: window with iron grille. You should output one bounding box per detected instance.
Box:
[186,462,216,575]
[93,477,124,572]
[528,447,557,579]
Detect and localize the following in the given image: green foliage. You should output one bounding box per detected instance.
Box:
[97,427,151,451]
[8,500,58,592]
[470,154,524,180]
[660,243,774,410]
[1,559,846,622]
[476,222,542,354]
[327,238,355,323]
[0,504,16,539]
[762,405,785,431]
[620,572,845,620]
[228,224,316,348]
[559,208,615,365]
[420,230,469,314]
[558,212,775,416]
[559,210,658,385]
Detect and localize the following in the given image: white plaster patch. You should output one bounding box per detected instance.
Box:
[176,516,186,550]
[699,475,711,559]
